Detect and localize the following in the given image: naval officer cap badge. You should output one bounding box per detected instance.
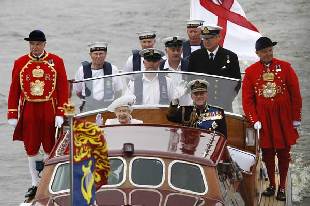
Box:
[201,24,222,39]
[187,79,209,93]
[139,48,164,62]
[162,36,186,48]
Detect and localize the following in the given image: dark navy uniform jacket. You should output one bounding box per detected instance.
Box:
[167,104,227,137]
[188,47,241,93]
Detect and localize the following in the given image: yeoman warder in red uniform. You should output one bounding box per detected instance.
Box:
[7,30,68,198]
[242,37,302,201]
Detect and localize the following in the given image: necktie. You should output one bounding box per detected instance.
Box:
[209,52,214,60]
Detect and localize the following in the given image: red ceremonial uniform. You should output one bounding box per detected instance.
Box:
[242,58,302,149]
[7,52,68,155]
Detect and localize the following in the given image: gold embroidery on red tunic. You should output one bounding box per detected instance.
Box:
[20,55,57,102]
[30,80,45,96]
[32,66,44,78]
[262,72,274,81]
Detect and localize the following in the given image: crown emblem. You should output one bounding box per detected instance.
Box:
[32,66,44,78]
[202,27,210,35]
[262,72,275,82]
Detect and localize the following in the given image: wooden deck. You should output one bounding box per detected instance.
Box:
[259,158,287,206]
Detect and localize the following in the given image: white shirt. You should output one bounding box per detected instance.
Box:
[105,118,143,125]
[190,45,201,53]
[163,60,183,82]
[122,55,145,73]
[207,46,219,59]
[74,63,124,100]
[126,74,176,105]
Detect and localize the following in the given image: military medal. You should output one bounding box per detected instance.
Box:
[212,121,218,129]
[226,55,230,64]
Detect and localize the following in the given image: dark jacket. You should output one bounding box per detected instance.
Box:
[167,103,227,137]
[188,47,241,92]
[182,40,204,60]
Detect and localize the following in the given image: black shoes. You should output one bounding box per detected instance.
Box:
[25,186,37,198]
[276,188,286,201]
[262,185,275,197]
[262,186,286,201]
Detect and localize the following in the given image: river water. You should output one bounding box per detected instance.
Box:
[0,0,309,205]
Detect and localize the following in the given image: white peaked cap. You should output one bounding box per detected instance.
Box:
[186,19,204,26]
[136,31,156,40]
[162,36,186,44]
[107,95,137,112]
[88,41,108,51]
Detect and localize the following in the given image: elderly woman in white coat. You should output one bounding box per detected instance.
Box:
[105,95,143,125]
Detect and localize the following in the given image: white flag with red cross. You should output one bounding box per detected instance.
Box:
[190,0,262,61]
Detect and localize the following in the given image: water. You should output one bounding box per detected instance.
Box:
[0,0,309,205]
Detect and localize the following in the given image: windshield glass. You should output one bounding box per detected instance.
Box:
[50,158,126,193]
[70,71,241,114]
[169,161,207,194]
[130,157,164,187]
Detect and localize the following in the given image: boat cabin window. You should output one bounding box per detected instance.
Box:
[168,160,207,195]
[50,157,126,193]
[129,157,164,187]
[105,157,126,186]
[50,162,70,193]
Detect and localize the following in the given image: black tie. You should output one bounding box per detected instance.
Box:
[209,52,214,60]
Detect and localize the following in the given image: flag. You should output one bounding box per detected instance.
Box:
[190,0,262,61]
[73,120,110,205]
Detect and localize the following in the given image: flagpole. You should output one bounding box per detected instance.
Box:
[63,100,76,205]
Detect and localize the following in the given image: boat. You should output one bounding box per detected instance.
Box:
[20,71,292,205]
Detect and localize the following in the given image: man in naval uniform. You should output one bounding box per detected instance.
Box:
[242,37,302,201]
[188,25,241,91]
[123,31,157,73]
[160,36,189,74]
[125,48,177,105]
[74,42,123,112]
[7,30,68,198]
[182,20,204,60]
[105,94,143,125]
[167,79,227,137]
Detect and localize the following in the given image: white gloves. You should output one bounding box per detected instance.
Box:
[293,121,301,128]
[171,98,179,106]
[8,119,18,127]
[254,121,262,130]
[55,116,64,128]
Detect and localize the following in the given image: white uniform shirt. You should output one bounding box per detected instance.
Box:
[163,60,183,82]
[126,74,176,105]
[122,55,145,73]
[74,64,123,100]
[190,45,201,53]
[105,118,143,125]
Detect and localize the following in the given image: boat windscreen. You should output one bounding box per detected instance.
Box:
[50,158,126,193]
[169,160,207,195]
[129,157,164,187]
[70,71,240,114]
